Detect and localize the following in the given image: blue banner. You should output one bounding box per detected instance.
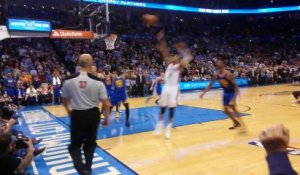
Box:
[8,18,51,32]
[179,78,249,91]
[83,0,300,14]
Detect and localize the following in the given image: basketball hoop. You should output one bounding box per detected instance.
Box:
[104,34,117,50]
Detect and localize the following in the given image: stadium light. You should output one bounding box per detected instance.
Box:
[83,0,300,14]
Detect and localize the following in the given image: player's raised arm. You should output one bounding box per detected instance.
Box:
[200,74,217,98]
[157,30,173,65]
[142,14,172,65]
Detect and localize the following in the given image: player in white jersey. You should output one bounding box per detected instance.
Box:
[150,27,193,139]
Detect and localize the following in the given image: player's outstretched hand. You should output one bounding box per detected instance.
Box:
[142,14,160,27]
[259,124,289,155]
[199,93,205,99]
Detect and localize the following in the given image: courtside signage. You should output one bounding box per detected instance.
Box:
[179,78,249,91]
[50,29,94,39]
[7,18,51,32]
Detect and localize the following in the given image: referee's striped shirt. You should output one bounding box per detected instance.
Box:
[61,72,107,110]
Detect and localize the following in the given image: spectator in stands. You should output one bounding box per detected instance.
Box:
[52,70,61,104]
[25,85,38,105]
[15,83,25,106]
[3,73,16,98]
[39,83,53,104]
[32,75,41,90]
[136,71,146,97]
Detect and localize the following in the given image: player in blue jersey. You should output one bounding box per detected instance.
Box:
[4,73,17,98]
[200,57,245,130]
[103,70,113,99]
[146,72,164,105]
[110,69,131,128]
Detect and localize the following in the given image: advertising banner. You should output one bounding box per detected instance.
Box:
[8,18,51,32]
[179,78,249,91]
[50,29,94,39]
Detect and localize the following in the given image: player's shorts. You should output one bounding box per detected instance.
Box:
[223,92,235,106]
[106,89,112,99]
[110,92,127,106]
[160,85,179,107]
[153,86,162,96]
[156,86,162,96]
[5,88,15,97]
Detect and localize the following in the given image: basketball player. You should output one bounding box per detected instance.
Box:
[110,69,131,128]
[154,33,193,139]
[103,70,113,99]
[200,57,245,130]
[143,14,193,139]
[146,72,164,105]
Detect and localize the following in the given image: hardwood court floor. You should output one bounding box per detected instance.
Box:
[45,84,300,175]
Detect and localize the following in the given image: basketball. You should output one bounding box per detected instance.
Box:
[142,14,160,27]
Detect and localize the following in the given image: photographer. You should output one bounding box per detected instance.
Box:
[0,133,34,175]
[25,85,38,105]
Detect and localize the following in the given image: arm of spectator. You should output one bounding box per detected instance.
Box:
[259,124,298,175]
[17,139,34,172]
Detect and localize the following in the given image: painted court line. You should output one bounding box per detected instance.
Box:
[18,107,136,175]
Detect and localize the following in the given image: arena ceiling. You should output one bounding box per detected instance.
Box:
[8,0,300,9]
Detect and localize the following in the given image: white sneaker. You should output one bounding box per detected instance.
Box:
[165,123,173,140]
[153,120,164,135]
[292,100,300,104]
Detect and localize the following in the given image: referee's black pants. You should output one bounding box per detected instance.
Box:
[68,107,100,175]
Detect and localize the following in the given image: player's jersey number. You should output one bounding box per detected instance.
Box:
[115,80,124,88]
[79,81,87,88]
[219,79,229,88]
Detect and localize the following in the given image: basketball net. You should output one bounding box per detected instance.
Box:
[104,34,117,50]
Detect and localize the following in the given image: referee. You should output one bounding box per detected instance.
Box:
[61,54,111,175]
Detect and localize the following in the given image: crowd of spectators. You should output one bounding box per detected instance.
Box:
[1,17,300,100]
[0,38,66,105]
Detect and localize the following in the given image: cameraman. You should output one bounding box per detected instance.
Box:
[0,133,34,175]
